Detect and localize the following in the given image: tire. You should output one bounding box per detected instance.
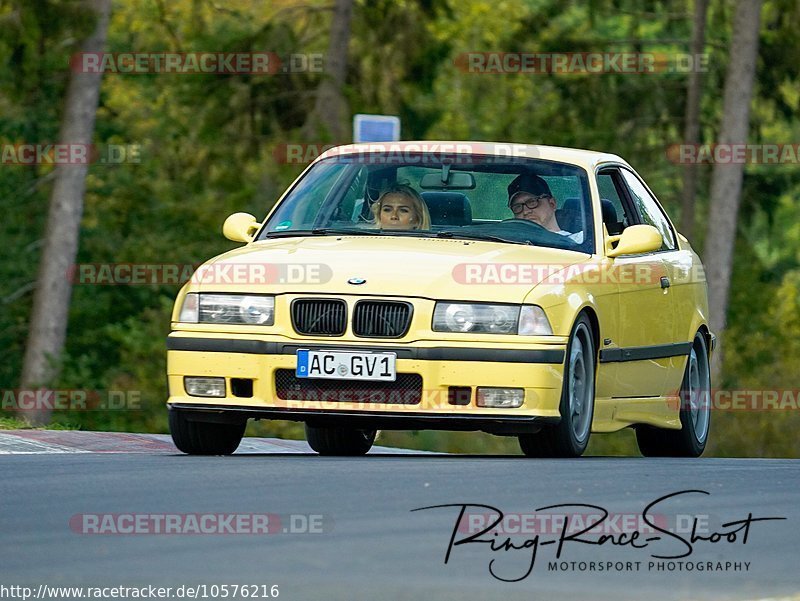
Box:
[169,409,246,455]
[636,333,711,457]
[519,314,596,458]
[305,424,376,456]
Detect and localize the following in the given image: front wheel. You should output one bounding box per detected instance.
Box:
[169,409,246,455]
[305,424,376,456]
[636,332,711,457]
[519,314,596,458]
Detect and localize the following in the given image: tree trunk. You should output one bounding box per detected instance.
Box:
[679,0,709,240]
[304,0,353,141]
[704,0,762,381]
[19,0,111,425]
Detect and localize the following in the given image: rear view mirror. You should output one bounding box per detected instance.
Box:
[420,170,476,190]
[223,212,261,243]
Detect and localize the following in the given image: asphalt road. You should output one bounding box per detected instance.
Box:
[1,452,798,601]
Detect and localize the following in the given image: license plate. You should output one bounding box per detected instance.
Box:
[296,349,397,381]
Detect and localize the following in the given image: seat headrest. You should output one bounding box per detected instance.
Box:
[420,192,472,226]
[556,197,582,233]
[600,198,624,235]
[600,198,617,222]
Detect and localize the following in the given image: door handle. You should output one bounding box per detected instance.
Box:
[660,276,671,289]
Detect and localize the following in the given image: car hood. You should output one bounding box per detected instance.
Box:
[189,235,591,303]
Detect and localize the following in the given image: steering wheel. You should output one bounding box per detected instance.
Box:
[499,218,549,231]
[497,218,581,247]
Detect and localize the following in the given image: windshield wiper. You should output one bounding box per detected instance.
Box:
[276,227,442,238]
[264,228,379,238]
[435,231,530,245]
[310,227,381,236]
[264,228,518,243]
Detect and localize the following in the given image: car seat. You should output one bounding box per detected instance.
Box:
[420,192,473,226]
[601,199,624,235]
[556,197,582,233]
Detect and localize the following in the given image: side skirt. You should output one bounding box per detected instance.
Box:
[591,396,682,432]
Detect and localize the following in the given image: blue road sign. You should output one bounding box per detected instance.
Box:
[353,114,401,143]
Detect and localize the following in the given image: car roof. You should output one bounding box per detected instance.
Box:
[316,140,631,172]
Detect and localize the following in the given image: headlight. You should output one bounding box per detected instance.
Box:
[178,293,275,325]
[432,303,551,335]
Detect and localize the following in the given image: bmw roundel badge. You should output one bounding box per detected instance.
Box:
[347,277,367,285]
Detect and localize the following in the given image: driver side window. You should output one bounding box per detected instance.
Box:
[596,170,634,235]
[620,169,677,251]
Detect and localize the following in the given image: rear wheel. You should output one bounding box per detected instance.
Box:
[305,424,376,456]
[636,333,711,457]
[169,409,246,455]
[519,315,596,458]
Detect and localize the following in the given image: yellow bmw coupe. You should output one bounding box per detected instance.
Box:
[166,142,713,458]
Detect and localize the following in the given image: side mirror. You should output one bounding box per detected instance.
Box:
[223,212,261,243]
[606,224,662,258]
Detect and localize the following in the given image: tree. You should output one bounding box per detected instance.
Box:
[19,0,111,424]
[303,0,353,141]
[679,0,709,240]
[704,0,763,380]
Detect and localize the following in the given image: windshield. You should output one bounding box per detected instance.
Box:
[259,154,595,253]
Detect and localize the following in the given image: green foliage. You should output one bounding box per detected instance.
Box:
[1,0,799,457]
[0,415,77,430]
[0,416,33,430]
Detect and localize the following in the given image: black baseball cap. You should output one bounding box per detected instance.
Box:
[507,173,553,205]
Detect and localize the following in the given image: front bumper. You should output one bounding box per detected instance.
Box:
[166,333,567,433]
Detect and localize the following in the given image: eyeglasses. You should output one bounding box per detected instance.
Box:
[509,194,550,214]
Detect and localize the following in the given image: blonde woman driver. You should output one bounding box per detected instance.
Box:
[371,183,431,230]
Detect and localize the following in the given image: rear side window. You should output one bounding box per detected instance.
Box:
[620,169,676,250]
